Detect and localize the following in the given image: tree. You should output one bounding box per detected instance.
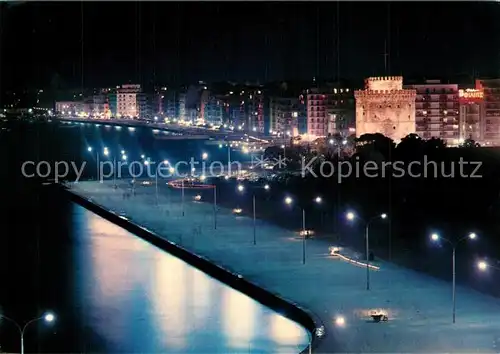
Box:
[355,133,395,160]
[424,137,447,150]
[396,133,425,160]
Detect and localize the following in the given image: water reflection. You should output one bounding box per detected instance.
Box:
[74,203,309,353]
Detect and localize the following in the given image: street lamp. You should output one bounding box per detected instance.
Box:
[264,184,270,190]
[346,211,387,290]
[430,231,477,323]
[477,260,488,271]
[285,196,313,264]
[237,184,258,245]
[280,144,286,160]
[202,152,208,160]
[0,312,55,354]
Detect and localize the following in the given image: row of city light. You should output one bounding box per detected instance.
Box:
[193,184,484,326]
[87,146,210,166]
[93,162,488,326]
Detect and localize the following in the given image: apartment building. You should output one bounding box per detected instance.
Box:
[476,79,500,145]
[308,85,354,138]
[405,80,460,145]
[269,96,306,136]
[458,87,484,143]
[115,84,141,118]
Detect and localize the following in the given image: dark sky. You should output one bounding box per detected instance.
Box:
[1,2,500,90]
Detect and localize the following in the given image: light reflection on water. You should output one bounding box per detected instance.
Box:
[73,203,309,353]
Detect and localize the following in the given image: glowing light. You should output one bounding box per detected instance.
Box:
[478,261,487,271]
[431,233,439,241]
[458,89,484,100]
[44,313,55,322]
[335,316,345,327]
[346,212,355,220]
[284,197,292,205]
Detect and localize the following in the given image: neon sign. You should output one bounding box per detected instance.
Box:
[459,89,483,100]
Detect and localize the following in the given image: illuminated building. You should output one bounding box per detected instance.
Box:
[458,87,484,144]
[55,101,83,115]
[405,80,460,145]
[246,89,265,133]
[355,76,416,142]
[203,95,223,126]
[269,96,306,137]
[476,79,500,145]
[83,94,110,118]
[307,85,354,138]
[116,84,141,119]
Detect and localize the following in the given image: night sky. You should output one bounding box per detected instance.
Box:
[1,2,500,90]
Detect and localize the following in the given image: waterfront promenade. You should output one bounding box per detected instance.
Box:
[69,180,500,353]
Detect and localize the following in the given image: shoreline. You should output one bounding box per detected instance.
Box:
[61,184,319,354]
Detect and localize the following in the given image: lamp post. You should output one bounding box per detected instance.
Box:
[237,184,256,245]
[87,146,106,181]
[0,312,55,354]
[213,184,217,229]
[237,184,270,245]
[346,211,387,290]
[285,196,322,264]
[181,178,185,217]
[430,231,477,323]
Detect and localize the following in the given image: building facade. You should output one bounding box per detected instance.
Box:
[458,88,484,143]
[269,96,306,137]
[476,79,500,145]
[116,84,141,118]
[307,85,354,138]
[307,89,330,137]
[55,101,83,115]
[203,96,223,125]
[246,89,265,133]
[406,80,460,145]
[355,76,416,142]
